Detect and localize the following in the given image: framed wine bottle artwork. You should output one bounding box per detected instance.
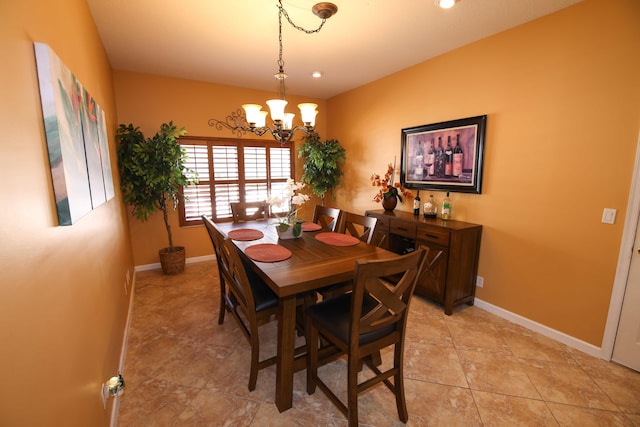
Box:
[400,115,486,194]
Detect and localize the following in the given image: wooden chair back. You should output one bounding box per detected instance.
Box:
[230,201,269,223]
[336,211,378,244]
[350,246,428,345]
[312,205,341,231]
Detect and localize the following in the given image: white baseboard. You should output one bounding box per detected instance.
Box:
[110,270,137,427]
[134,254,216,272]
[474,298,603,359]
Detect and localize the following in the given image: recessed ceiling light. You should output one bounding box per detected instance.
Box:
[312,71,323,78]
[436,0,457,9]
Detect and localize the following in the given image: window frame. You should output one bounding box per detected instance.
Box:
[178,136,295,226]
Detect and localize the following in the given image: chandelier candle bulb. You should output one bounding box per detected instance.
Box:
[242,104,263,126]
[256,111,268,128]
[267,99,287,122]
[283,113,295,130]
[298,103,318,126]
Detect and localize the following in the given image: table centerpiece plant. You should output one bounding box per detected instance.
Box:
[266,178,310,239]
[371,160,412,211]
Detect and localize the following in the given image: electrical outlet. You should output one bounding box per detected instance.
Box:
[476,276,484,288]
[601,208,617,224]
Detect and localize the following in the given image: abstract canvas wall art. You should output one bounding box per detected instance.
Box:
[34,42,114,225]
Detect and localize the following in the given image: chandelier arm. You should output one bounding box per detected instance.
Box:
[208,109,250,137]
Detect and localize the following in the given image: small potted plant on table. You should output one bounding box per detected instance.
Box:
[267,178,310,239]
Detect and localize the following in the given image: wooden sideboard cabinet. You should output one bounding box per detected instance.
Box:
[365,210,482,315]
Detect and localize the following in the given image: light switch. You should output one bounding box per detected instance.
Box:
[602,208,617,224]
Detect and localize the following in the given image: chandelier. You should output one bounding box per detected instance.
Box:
[208,1,338,144]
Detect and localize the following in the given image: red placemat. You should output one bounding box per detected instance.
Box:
[315,232,361,247]
[227,228,264,241]
[245,244,292,262]
[302,222,322,232]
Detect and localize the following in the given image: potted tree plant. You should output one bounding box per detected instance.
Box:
[298,133,346,206]
[116,121,196,274]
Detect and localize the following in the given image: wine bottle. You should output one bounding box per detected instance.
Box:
[441,192,452,220]
[452,133,464,177]
[445,136,453,177]
[435,137,445,178]
[413,190,421,216]
[426,139,435,176]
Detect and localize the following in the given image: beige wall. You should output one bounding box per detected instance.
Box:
[113,71,328,266]
[1,0,133,425]
[328,0,640,346]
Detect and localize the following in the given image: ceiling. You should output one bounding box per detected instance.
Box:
[87,0,582,100]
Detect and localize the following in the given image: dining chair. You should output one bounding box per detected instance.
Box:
[305,246,429,427]
[201,215,279,391]
[230,201,270,223]
[312,205,341,231]
[318,211,380,300]
[335,211,378,244]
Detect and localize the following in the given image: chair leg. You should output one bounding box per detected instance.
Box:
[217,280,226,325]
[248,328,260,391]
[394,344,408,423]
[306,319,318,394]
[347,356,360,427]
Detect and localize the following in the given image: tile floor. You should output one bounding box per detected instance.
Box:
[117,260,640,426]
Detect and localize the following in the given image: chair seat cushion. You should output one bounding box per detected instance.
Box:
[243,261,278,312]
[306,293,395,345]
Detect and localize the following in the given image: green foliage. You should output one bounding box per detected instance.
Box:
[116,121,196,249]
[297,134,346,201]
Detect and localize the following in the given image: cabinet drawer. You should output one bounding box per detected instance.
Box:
[390,220,416,238]
[416,225,450,247]
[373,215,390,232]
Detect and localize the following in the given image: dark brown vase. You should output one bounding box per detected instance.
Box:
[381,196,398,211]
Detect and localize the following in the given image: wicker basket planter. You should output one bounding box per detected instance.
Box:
[159,246,185,275]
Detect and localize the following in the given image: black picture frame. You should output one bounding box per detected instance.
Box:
[400,115,486,194]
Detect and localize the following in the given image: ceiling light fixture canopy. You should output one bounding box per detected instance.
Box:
[208,1,337,144]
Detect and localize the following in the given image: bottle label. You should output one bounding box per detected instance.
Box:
[453,153,463,177]
[427,153,435,175]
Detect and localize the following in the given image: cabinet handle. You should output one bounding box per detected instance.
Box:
[422,233,439,239]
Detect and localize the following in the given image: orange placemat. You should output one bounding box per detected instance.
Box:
[245,244,292,262]
[315,232,361,247]
[227,228,264,241]
[302,222,322,232]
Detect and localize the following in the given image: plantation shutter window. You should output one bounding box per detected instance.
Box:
[179,137,294,225]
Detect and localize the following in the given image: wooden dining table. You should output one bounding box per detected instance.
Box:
[214,219,397,412]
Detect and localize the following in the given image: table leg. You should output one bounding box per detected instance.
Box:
[275,295,296,412]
